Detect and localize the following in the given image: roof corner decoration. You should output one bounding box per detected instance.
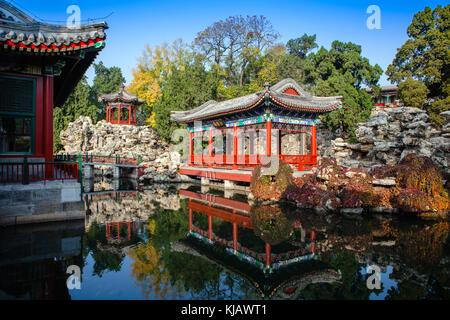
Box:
[171,78,343,123]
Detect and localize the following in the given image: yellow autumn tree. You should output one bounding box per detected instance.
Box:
[127,39,190,127]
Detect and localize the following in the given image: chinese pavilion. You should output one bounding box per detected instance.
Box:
[366,85,399,109]
[171,78,342,182]
[0,1,107,162]
[98,85,145,125]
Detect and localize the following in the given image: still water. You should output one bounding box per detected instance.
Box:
[1,179,449,300]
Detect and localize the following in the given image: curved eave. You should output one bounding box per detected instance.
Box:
[0,37,105,54]
[269,93,342,113]
[171,92,342,123]
[99,96,145,105]
[171,94,265,123]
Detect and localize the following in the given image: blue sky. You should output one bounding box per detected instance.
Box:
[8,0,448,86]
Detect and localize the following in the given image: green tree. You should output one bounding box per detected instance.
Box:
[286,33,318,59]
[397,77,430,108]
[92,61,126,97]
[302,41,382,139]
[92,61,126,120]
[386,5,449,125]
[153,58,219,142]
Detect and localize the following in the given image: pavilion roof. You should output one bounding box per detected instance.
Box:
[171,78,342,123]
[98,85,145,105]
[0,1,107,53]
[0,0,107,107]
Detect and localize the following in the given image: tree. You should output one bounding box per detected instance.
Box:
[91,61,126,120]
[194,15,279,87]
[286,33,318,59]
[315,74,373,140]
[302,41,383,139]
[386,5,449,125]
[128,39,190,126]
[397,77,430,108]
[153,58,219,142]
[92,61,125,97]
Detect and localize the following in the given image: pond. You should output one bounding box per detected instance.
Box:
[1,179,449,300]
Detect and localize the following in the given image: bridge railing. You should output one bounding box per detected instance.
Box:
[0,156,79,184]
[55,153,142,166]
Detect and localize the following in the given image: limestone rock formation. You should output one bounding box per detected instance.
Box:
[323,108,449,172]
[59,116,183,182]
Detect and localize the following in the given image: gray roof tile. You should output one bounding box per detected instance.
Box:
[171,78,342,123]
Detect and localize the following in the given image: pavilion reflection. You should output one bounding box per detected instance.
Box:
[177,188,341,299]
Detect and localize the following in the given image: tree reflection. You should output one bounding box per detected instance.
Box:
[127,200,257,299]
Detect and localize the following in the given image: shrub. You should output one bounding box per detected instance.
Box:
[394,188,434,213]
[372,154,449,212]
[250,162,295,200]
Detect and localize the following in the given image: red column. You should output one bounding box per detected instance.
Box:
[265,243,271,267]
[208,127,213,168]
[278,130,282,155]
[118,104,121,124]
[189,131,193,166]
[208,215,213,240]
[43,75,53,163]
[266,120,271,157]
[128,105,131,125]
[233,125,238,170]
[189,207,193,231]
[233,222,238,250]
[311,125,317,168]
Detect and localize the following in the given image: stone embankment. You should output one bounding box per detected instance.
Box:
[59,116,185,183]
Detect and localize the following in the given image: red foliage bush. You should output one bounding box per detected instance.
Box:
[284,182,340,211]
[393,188,434,213]
[372,154,449,212]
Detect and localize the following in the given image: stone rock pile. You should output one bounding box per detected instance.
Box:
[59,116,183,182]
[325,108,449,172]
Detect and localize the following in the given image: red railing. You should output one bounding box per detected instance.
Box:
[0,161,79,184]
[191,153,317,170]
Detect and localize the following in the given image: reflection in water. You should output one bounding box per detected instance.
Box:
[1,180,450,300]
[0,221,84,300]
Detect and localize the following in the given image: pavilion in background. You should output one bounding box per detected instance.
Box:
[98,85,145,125]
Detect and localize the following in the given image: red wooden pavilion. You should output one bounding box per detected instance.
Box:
[98,85,145,125]
[171,79,342,182]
